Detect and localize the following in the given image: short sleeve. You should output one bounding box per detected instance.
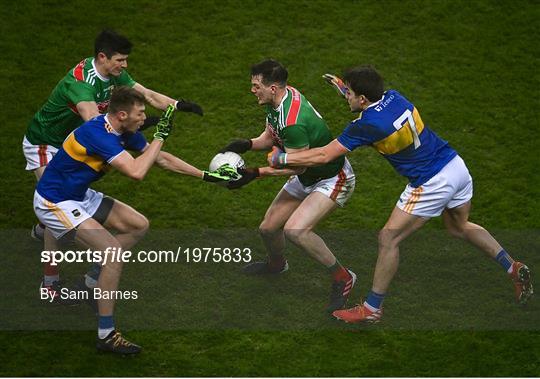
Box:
[84,133,125,163]
[65,81,96,104]
[336,120,375,151]
[281,124,310,149]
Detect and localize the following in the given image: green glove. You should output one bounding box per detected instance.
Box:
[153,104,176,141]
[202,164,241,183]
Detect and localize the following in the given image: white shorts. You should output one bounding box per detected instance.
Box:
[23,135,59,171]
[283,158,355,207]
[397,155,473,218]
[33,189,104,239]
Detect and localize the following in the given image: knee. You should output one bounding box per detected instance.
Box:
[445,223,465,239]
[283,224,309,246]
[259,219,280,239]
[132,214,149,237]
[378,228,398,251]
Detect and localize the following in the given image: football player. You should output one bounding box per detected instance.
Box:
[268,65,533,323]
[220,60,356,313]
[34,87,235,354]
[23,29,205,303]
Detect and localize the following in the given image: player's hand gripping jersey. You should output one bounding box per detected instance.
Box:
[266,86,345,186]
[337,90,457,187]
[26,57,135,148]
[37,115,146,203]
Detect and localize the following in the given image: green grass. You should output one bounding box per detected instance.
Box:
[1,0,539,376]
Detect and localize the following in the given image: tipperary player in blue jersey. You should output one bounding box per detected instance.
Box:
[268,66,533,323]
[34,87,236,354]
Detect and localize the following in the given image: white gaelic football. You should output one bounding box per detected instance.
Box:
[209,152,246,184]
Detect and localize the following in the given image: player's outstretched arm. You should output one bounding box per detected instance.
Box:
[133,83,203,115]
[111,105,176,180]
[154,152,238,183]
[110,140,163,181]
[155,151,203,178]
[226,167,260,189]
[268,139,348,168]
[226,164,305,190]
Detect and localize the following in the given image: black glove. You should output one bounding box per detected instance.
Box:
[139,116,161,131]
[219,139,253,154]
[176,99,203,116]
[227,167,260,190]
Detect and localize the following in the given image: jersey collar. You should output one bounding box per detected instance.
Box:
[104,115,121,135]
[274,88,289,111]
[365,92,385,110]
[91,58,110,82]
[353,92,385,121]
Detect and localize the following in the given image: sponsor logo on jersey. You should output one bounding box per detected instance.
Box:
[374,93,395,112]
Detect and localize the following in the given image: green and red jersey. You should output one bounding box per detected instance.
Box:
[25,57,136,148]
[265,86,345,186]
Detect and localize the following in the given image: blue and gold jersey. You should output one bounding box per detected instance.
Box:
[37,115,147,203]
[337,90,457,187]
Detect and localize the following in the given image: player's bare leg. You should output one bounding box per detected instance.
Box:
[442,201,501,257]
[72,198,148,313]
[443,202,533,304]
[101,199,149,250]
[373,207,428,294]
[333,207,428,323]
[284,191,356,312]
[75,217,141,354]
[39,228,80,305]
[283,192,338,266]
[31,167,48,240]
[244,189,302,274]
[75,218,124,317]
[33,166,46,180]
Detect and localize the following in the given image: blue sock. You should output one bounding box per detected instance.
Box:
[98,316,114,339]
[495,249,513,273]
[365,290,385,310]
[85,263,101,288]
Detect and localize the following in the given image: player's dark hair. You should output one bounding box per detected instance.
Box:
[343,66,384,102]
[94,29,132,58]
[108,86,145,114]
[251,59,288,87]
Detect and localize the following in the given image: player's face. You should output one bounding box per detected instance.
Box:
[251,75,275,106]
[123,103,146,133]
[346,86,363,113]
[103,53,129,77]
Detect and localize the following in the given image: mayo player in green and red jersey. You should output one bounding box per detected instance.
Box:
[24,29,203,178]
[219,60,357,313]
[23,29,205,303]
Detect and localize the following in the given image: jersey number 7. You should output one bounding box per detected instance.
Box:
[393,109,421,149]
